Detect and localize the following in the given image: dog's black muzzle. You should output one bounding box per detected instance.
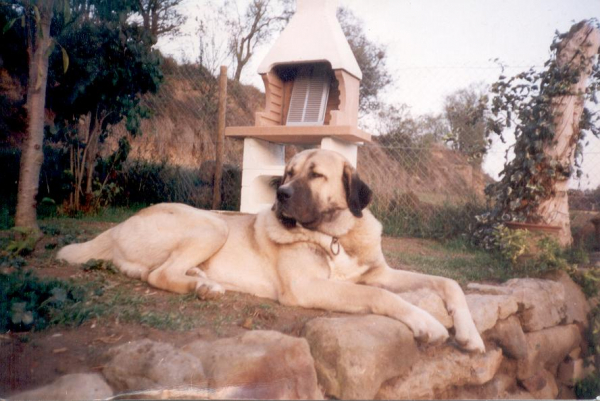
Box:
[276,185,293,204]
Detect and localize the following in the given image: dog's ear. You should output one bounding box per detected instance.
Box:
[343,163,372,217]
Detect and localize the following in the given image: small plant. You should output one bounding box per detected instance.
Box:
[4,226,40,256]
[531,236,569,272]
[81,258,119,274]
[566,266,600,298]
[492,225,573,273]
[0,270,93,332]
[492,225,531,265]
[575,305,600,399]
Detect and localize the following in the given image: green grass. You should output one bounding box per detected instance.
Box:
[88,286,203,330]
[0,267,215,332]
[41,204,143,226]
[384,238,512,285]
[38,206,143,242]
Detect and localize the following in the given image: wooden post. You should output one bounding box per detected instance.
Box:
[212,66,227,210]
[537,21,600,247]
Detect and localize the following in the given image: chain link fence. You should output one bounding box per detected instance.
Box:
[107,61,600,240]
[3,60,600,239]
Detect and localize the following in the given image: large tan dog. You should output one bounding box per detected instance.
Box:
[58,149,484,352]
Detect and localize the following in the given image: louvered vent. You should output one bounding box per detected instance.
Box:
[286,67,330,126]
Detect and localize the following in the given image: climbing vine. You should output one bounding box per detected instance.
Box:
[474,20,600,249]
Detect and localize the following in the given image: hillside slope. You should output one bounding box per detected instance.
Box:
[108,63,491,209]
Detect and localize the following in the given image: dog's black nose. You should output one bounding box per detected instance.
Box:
[276,186,293,202]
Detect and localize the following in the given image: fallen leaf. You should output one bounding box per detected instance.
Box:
[93,335,123,344]
[53,347,68,354]
[241,318,253,330]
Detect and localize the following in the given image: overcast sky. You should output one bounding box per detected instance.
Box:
[156,0,600,188]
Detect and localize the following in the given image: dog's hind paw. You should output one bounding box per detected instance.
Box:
[195,281,225,300]
[186,267,207,278]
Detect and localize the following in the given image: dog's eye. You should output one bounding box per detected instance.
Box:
[309,171,324,179]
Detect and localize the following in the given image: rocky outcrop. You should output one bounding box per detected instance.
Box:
[516,324,582,380]
[8,374,113,401]
[484,315,528,359]
[182,330,322,400]
[101,331,322,400]
[103,339,207,394]
[466,293,519,333]
[301,274,590,400]
[8,273,592,400]
[301,315,419,400]
[376,346,503,399]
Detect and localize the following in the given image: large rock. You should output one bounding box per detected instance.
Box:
[520,369,559,399]
[468,278,568,332]
[544,270,590,327]
[183,330,321,400]
[485,315,528,359]
[103,339,206,394]
[448,373,518,399]
[466,293,519,333]
[517,324,582,380]
[376,345,503,400]
[467,283,512,295]
[504,278,566,332]
[399,289,453,328]
[557,357,597,386]
[301,315,418,400]
[9,373,113,400]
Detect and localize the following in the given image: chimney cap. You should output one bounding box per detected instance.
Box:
[257,0,362,80]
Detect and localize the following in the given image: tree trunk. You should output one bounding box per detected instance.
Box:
[15,1,54,234]
[537,21,600,247]
[84,116,101,199]
[233,61,244,82]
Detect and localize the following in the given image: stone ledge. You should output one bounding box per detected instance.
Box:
[8,274,592,400]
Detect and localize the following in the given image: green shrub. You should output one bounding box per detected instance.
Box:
[373,194,486,240]
[492,226,530,265]
[0,147,242,218]
[0,270,92,332]
[575,305,600,399]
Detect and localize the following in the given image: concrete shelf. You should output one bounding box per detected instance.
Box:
[225,125,371,145]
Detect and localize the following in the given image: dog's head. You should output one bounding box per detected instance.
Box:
[273,149,372,233]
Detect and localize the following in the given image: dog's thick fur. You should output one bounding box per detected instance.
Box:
[57,149,484,351]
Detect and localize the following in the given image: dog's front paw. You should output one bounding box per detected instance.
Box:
[454,311,485,353]
[408,312,449,345]
[195,281,225,300]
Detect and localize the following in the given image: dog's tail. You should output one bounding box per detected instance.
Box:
[57,229,114,264]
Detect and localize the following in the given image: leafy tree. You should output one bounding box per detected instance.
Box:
[443,84,489,169]
[133,0,186,41]
[417,113,449,144]
[0,4,28,142]
[374,104,442,172]
[45,0,163,210]
[337,7,392,114]
[6,0,68,235]
[221,0,286,82]
[473,21,600,249]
